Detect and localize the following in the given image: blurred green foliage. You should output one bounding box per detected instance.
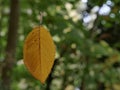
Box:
[0,0,120,90]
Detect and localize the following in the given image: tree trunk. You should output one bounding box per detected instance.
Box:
[1,0,19,90]
[46,60,58,90]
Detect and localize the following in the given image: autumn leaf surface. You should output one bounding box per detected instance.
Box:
[23,26,56,83]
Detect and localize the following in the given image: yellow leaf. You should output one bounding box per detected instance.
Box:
[23,26,56,83]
